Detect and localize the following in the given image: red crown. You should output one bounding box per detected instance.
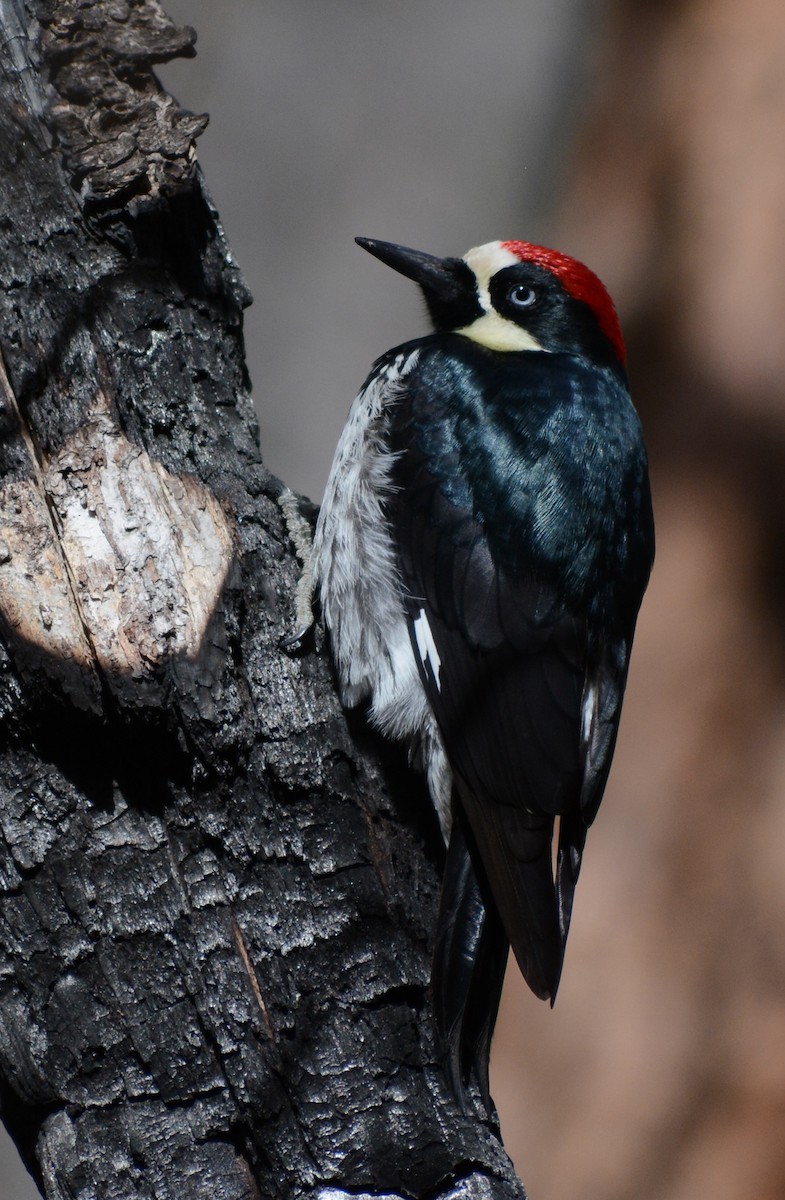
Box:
[501,241,626,364]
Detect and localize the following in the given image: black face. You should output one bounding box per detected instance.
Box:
[488,263,619,364]
[421,258,483,332]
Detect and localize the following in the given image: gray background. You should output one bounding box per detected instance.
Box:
[161,0,594,500]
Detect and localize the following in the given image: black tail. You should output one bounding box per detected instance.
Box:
[457,787,564,1003]
[431,815,508,1116]
[555,808,588,949]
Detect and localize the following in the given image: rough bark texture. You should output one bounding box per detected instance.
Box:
[0,3,525,1197]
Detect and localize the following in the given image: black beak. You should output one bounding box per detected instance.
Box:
[355,237,479,331]
[355,238,457,298]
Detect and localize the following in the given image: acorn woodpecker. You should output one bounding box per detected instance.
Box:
[309,237,654,1106]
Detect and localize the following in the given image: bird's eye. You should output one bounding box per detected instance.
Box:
[508,284,538,309]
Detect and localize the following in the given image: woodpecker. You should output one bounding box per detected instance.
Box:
[309,237,654,1106]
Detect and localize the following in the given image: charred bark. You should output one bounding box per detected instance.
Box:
[0,2,525,1197]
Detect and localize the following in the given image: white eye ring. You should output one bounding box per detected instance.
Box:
[508,284,538,308]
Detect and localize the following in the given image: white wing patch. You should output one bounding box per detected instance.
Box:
[413,607,442,690]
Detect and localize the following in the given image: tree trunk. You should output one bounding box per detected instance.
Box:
[0,3,524,1197]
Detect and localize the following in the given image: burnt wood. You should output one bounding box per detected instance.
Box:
[0,2,525,1197]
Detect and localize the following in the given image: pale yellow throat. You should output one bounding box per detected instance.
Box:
[456,311,546,353]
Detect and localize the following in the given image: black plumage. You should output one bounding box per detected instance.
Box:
[381,333,652,1006]
[312,238,654,1111]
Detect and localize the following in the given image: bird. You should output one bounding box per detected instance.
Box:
[307,236,654,1109]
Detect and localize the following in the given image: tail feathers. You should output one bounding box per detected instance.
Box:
[431,818,508,1115]
[461,794,564,1003]
[556,809,588,949]
[432,802,587,1112]
[463,899,508,1111]
[431,819,483,1087]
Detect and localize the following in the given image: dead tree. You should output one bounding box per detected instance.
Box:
[0,2,525,1197]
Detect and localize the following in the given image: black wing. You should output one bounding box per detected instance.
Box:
[383,343,645,1003]
[389,460,613,1000]
[381,342,652,1111]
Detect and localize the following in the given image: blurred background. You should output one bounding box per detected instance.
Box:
[5,0,785,1196]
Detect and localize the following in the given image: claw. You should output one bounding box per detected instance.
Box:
[279,623,314,656]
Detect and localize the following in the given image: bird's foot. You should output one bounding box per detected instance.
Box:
[278,622,315,656]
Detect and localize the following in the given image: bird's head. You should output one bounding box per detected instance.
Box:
[355,237,626,366]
